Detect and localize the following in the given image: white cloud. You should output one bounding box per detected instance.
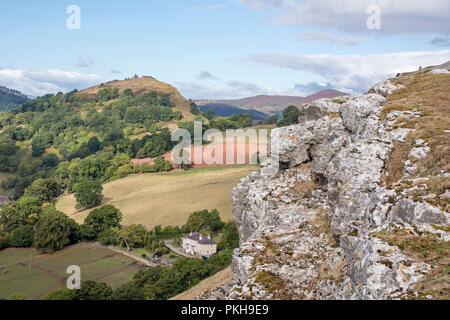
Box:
[175,78,339,99]
[174,81,266,99]
[239,0,450,34]
[248,50,450,93]
[298,31,362,46]
[226,80,268,94]
[429,37,450,47]
[75,56,95,68]
[0,69,102,97]
[293,81,334,96]
[156,0,229,10]
[197,71,220,80]
[238,0,286,9]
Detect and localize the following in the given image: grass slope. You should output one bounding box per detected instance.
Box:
[170,266,232,300]
[57,165,258,229]
[0,244,143,299]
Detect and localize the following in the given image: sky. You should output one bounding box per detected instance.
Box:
[0,0,449,99]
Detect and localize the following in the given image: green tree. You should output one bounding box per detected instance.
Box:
[83,204,122,239]
[0,197,41,232]
[0,135,17,156]
[74,281,113,300]
[10,225,34,247]
[189,101,200,115]
[73,179,104,209]
[278,105,301,127]
[268,115,278,125]
[87,136,101,153]
[0,231,11,249]
[33,210,73,253]
[183,209,224,234]
[217,222,239,250]
[31,132,53,157]
[43,153,59,167]
[117,224,147,250]
[110,283,144,300]
[42,288,76,300]
[24,178,63,203]
[203,109,215,120]
[153,156,173,172]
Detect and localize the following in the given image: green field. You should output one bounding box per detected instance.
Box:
[57,165,258,229]
[0,244,144,299]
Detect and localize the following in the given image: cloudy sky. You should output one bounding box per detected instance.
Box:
[0,0,449,98]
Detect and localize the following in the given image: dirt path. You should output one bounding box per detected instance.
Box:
[106,246,155,267]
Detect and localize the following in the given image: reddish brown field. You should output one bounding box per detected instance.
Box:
[132,142,268,169]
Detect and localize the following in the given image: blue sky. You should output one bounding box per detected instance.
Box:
[1,0,449,99]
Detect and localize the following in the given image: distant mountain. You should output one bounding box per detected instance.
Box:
[0,86,29,111]
[195,89,349,117]
[198,103,270,121]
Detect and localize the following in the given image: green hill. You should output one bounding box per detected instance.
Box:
[0,86,29,111]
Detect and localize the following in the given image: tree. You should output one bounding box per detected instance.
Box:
[98,228,119,246]
[43,153,59,167]
[142,131,173,158]
[73,179,104,209]
[268,115,278,125]
[190,101,200,115]
[117,224,147,250]
[42,288,76,300]
[24,178,63,203]
[122,88,134,97]
[87,136,101,153]
[31,132,53,156]
[110,283,144,300]
[74,281,112,300]
[33,210,73,253]
[0,197,41,232]
[0,135,17,156]
[10,225,34,247]
[0,231,11,249]
[153,156,173,172]
[278,105,301,127]
[203,109,215,120]
[83,204,122,238]
[183,209,224,234]
[217,222,239,250]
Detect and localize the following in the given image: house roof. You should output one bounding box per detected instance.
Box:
[183,232,216,245]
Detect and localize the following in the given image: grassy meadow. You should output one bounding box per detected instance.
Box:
[56,165,258,229]
[0,244,144,299]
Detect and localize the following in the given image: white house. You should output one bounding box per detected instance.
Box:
[182,232,217,257]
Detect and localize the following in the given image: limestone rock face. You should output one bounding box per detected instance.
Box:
[199,78,448,300]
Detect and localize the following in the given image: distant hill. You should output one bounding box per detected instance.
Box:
[195,89,349,117]
[198,103,270,121]
[0,86,29,111]
[79,76,198,120]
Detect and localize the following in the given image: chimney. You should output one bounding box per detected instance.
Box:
[199,235,203,241]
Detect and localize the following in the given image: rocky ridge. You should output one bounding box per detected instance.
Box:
[200,74,449,300]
